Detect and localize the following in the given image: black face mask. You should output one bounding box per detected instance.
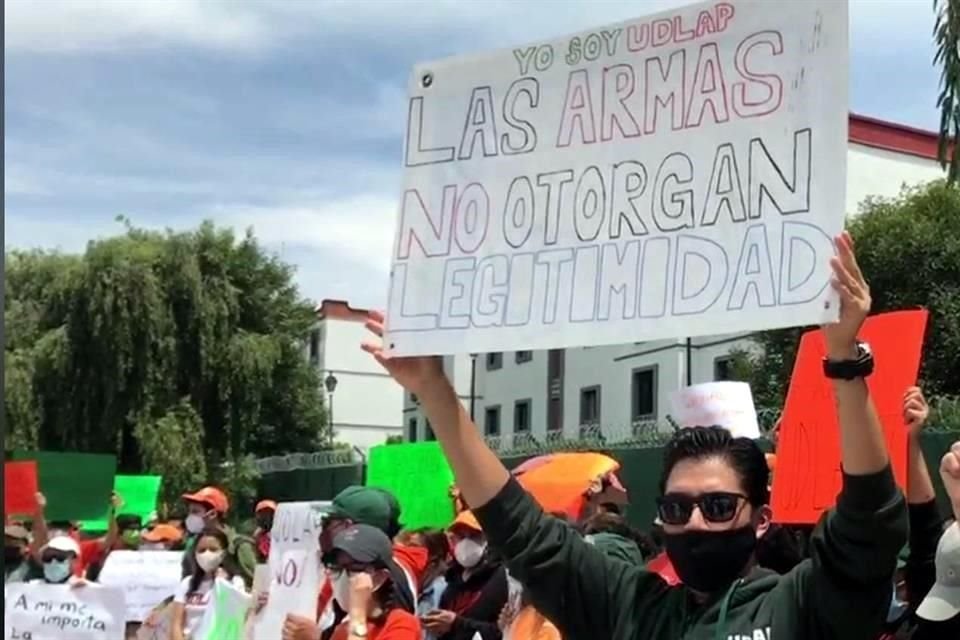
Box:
[5,546,24,565]
[663,525,757,593]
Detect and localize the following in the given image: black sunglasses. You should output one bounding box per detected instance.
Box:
[656,492,747,525]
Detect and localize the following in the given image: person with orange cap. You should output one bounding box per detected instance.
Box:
[180,485,257,588]
[254,499,277,562]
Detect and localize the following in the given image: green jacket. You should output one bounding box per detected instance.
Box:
[474,468,907,640]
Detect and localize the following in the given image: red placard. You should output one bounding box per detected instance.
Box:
[4,461,39,516]
[770,310,928,524]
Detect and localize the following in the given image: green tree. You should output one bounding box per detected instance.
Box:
[934,0,960,182]
[739,181,960,413]
[4,220,329,501]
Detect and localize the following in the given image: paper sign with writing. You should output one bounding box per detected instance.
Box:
[770,309,928,524]
[194,578,252,640]
[134,603,174,640]
[366,442,456,529]
[80,475,162,532]
[4,461,39,517]
[669,381,761,439]
[385,0,849,356]
[251,502,329,639]
[98,550,182,622]
[4,582,126,640]
[9,451,116,522]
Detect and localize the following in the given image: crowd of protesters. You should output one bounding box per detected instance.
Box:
[5,233,960,640]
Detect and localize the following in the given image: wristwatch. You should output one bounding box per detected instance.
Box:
[822,341,875,380]
[349,622,369,638]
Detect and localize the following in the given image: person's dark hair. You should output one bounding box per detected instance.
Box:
[581,512,656,559]
[187,527,238,595]
[410,528,450,565]
[659,426,770,507]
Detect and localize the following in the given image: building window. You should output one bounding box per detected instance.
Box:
[486,352,503,371]
[515,350,533,364]
[548,396,562,432]
[484,406,501,436]
[425,420,436,441]
[407,418,417,442]
[410,392,418,404]
[580,386,601,427]
[714,356,736,381]
[309,329,320,365]
[632,366,658,421]
[514,400,532,433]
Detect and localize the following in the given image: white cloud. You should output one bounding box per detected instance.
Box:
[4,0,269,53]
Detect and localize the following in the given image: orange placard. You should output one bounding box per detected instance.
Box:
[770,309,928,524]
[4,461,39,517]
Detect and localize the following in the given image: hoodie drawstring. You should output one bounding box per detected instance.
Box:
[713,578,742,640]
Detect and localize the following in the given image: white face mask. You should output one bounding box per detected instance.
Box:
[196,550,225,573]
[43,559,72,583]
[332,571,352,610]
[454,539,486,568]
[185,514,206,534]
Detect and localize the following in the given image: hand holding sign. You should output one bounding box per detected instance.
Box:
[903,387,930,439]
[942,441,960,521]
[362,309,445,395]
[823,231,871,359]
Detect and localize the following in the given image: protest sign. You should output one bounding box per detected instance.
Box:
[194,578,252,640]
[385,0,849,356]
[770,309,928,524]
[366,442,455,528]
[9,451,116,522]
[4,461,39,517]
[98,550,182,622]
[135,603,173,640]
[251,502,328,639]
[4,582,125,640]
[81,475,162,532]
[669,381,760,439]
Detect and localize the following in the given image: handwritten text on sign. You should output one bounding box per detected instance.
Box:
[670,381,760,439]
[98,550,182,622]
[4,583,125,640]
[386,0,849,355]
[251,501,329,639]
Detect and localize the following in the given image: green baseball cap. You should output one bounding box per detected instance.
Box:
[329,486,401,535]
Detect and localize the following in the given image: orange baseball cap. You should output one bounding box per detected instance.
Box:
[142,524,183,543]
[181,487,229,514]
[449,510,482,533]
[255,500,277,514]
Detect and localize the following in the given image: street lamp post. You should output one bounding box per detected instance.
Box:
[469,354,478,422]
[325,372,338,447]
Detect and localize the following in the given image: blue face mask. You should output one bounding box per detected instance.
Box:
[887,584,909,623]
[43,559,72,584]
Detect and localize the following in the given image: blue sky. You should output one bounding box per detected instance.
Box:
[4,0,941,308]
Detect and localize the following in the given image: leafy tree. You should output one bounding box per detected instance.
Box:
[4,220,329,502]
[934,0,960,182]
[739,181,960,414]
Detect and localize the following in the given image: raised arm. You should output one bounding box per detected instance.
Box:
[800,231,908,638]
[362,312,509,510]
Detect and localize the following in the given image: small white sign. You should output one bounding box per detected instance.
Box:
[99,550,183,622]
[4,583,126,640]
[670,381,761,439]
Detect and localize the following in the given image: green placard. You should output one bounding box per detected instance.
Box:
[80,475,163,532]
[10,451,116,522]
[365,442,455,529]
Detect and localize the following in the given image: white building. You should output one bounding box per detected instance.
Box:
[309,299,404,450]
[404,113,944,445]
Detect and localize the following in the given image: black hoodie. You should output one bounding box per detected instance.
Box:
[474,467,907,640]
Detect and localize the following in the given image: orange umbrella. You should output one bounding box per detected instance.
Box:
[515,452,624,518]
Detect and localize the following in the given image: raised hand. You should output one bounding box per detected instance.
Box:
[361,310,446,396]
[941,441,960,520]
[822,231,871,360]
[903,386,930,439]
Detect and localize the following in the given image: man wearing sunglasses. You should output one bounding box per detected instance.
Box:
[362,231,907,640]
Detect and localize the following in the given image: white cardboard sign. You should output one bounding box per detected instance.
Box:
[4,583,126,640]
[670,380,761,439]
[386,0,848,355]
[194,578,252,640]
[98,550,183,622]
[250,502,329,640]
